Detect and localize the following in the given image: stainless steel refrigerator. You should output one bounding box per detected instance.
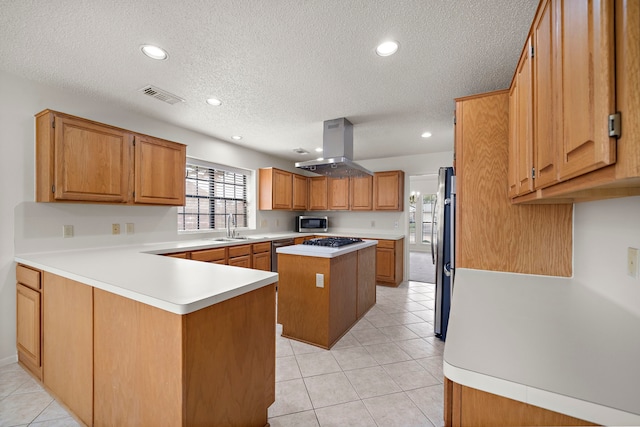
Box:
[431,166,455,340]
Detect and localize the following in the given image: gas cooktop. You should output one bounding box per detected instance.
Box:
[302,237,364,247]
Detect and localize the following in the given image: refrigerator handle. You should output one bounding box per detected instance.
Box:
[430,196,438,264]
[450,176,456,290]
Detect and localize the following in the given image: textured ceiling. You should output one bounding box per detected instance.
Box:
[0,0,538,162]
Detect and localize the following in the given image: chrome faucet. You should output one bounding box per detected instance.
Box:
[226,213,236,238]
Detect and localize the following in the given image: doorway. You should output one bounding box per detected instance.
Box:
[408,174,438,283]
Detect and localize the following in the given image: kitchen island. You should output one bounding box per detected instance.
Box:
[444,268,640,426]
[15,245,278,427]
[276,238,377,349]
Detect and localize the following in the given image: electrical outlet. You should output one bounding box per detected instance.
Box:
[628,247,639,278]
[126,223,134,234]
[260,219,268,228]
[276,219,280,227]
[394,221,399,229]
[371,220,375,227]
[316,273,324,288]
[112,223,121,235]
[63,225,73,238]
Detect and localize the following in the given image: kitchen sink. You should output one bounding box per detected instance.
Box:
[207,237,249,242]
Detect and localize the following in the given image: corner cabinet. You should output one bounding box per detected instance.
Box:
[35,110,186,206]
[509,0,640,204]
[373,171,404,211]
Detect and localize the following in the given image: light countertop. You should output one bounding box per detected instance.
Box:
[276,240,378,258]
[16,242,278,315]
[444,268,640,426]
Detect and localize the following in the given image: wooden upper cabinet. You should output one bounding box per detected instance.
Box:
[308,176,328,210]
[258,168,293,210]
[292,174,308,211]
[134,134,186,205]
[373,171,404,211]
[350,175,373,211]
[328,177,350,210]
[47,113,132,202]
[35,110,186,206]
[533,0,559,189]
[556,0,616,181]
[508,84,519,198]
[510,36,534,197]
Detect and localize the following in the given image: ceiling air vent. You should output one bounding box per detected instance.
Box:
[139,85,185,105]
[293,148,310,155]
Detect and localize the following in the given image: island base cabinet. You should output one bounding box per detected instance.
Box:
[42,273,93,427]
[93,284,276,427]
[444,378,598,427]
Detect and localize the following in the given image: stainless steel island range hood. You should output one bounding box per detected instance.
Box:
[295,118,372,177]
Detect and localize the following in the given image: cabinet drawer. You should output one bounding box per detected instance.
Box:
[228,244,251,258]
[191,248,227,262]
[17,265,41,290]
[376,240,395,249]
[252,242,271,254]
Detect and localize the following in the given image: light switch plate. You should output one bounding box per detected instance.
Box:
[112,223,121,235]
[316,273,324,288]
[126,223,134,234]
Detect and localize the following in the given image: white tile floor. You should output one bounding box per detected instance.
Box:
[269,281,444,427]
[0,281,443,427]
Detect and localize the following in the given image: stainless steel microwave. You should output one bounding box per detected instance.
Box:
[295,216,328,232]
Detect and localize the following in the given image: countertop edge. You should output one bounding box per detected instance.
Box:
[442,361,640,426]
[276,240,378,258]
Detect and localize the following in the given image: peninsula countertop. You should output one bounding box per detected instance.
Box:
[444,268,640,426]
[15,241,278,315]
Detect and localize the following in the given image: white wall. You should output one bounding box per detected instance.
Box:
[0,69,298,364]
[573,196,640,317]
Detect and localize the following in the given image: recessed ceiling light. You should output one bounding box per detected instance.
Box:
[421,132,433,138]
[231,135,243,140]
[376,41,399,57]
[140,44,168,60]
[315,147,323,152]
[206,98,222,106]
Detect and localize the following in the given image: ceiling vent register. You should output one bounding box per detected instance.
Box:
[139,85,185,105]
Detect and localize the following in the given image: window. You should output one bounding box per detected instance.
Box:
[178,159,249,232]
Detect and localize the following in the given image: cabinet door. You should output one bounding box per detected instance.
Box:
[273,169,293,210]
[134,135,186,205]
[556,0,616,180]
[350,175,373,210]
[533,0,559,189]
[373,171,404,211]
[308,177,328,210]
[328,177,350,210]
[16,284,41,369]
[508,84,519,197]
[54,115,131,202]
[292,174,308,211]
[252,252,271,271]
[515,38,534,196]
[376,247,395,283]
[229,255,251,268]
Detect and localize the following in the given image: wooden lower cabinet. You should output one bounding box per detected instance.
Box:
[94,284,276,426]
[43,272,93,427]
[252,242,272,271]
[278,246,375,349]
[16,264,43,380]
[375,238,404,286]
[444,378,597,427]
